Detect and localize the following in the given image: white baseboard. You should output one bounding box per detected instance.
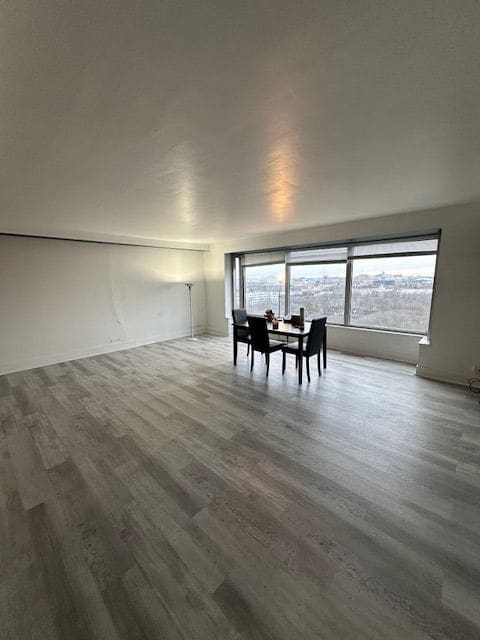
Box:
[205,326,229,337]
[331,345,417,365]
[415,365,468,387]
[0,327,206,376]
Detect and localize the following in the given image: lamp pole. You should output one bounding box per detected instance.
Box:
[185,283,197,340]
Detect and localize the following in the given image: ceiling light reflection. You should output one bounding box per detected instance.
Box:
[169,143,197,225]
[266,113,299,224]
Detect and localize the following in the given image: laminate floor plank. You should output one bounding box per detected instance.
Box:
[1,401,54,511]
[0,335,479,639]
[27,502,96,640]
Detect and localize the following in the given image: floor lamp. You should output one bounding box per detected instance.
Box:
[184,283,197,340]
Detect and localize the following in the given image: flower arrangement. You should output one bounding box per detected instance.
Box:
[265,309,275,322]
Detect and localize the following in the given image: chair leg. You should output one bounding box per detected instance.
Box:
[317,351,321,375]
[265,352,270,377]
[282,351,286,374]
[306,356,311,383]
[247,343,250,356]
[295,354,298,369]
[250,348,254,371]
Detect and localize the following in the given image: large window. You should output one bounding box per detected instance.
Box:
[234,234,439,335]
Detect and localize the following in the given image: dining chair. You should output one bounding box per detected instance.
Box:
[282,317,327,382]
[232,308,250,360]
[247,316,284,377]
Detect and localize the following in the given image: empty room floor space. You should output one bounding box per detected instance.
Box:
[1,335,479,640]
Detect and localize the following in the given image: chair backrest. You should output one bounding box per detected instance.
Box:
[305,317,327,357]
[232,308,248,324]
[247,316,270,352]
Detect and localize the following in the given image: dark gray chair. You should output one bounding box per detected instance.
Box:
[247,316,284,377]
[232,309,250,364]
[282,317,327,382]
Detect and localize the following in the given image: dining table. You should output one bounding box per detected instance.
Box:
[233,318,327,384]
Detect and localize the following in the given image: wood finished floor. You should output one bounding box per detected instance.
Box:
[1,336,480,640]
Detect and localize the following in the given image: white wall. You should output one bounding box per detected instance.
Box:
[203,246,231,336]
[0,236,206,375]
[205,202,480,385]
[326,326,421,365]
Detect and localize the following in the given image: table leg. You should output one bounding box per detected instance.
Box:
[323,327,327,369]
[298,336,303,385]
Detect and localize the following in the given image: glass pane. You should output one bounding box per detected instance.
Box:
[244,264,285,316]
[350,254,436,333]
[289,263,347,323]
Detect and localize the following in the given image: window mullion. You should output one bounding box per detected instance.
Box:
[344,249,353,325]
[240,265,246,309]
[284,263,290,317]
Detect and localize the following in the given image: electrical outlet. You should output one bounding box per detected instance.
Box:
[109,337,124,344]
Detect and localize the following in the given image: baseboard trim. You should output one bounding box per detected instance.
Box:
[205,327,229,337]
[0,328,206,376]
[415,365,468,387]
[328,345,417,365]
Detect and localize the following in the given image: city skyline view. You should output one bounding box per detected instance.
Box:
[243,254,436,333]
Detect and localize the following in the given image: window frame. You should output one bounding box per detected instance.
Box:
[233,231,440,336]
[347,250,438,335]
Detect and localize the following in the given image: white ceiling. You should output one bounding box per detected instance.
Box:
[1,1,479,243]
